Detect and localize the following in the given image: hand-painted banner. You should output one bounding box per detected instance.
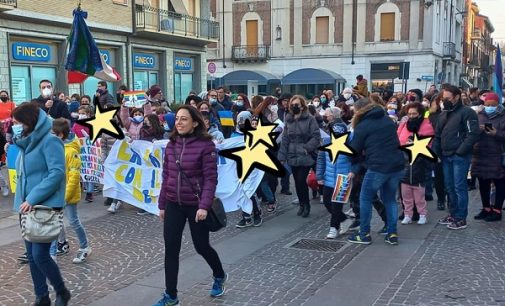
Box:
[331,174,352,204]
[79,137,104,184]
[103,138,264,215]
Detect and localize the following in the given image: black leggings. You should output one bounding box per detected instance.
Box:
[433,162,446,203]
[291,166,311,206]
[164,203,225,297]
[477,177,505,210]
[322,186,346,228]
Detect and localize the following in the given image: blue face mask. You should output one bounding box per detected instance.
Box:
[236,101,244,107]
[320,97,327,103]
[12,123,24,137]
[209,98,217,105]
[484,106,497,114]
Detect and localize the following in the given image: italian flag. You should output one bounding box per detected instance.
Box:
[65,8,121,84]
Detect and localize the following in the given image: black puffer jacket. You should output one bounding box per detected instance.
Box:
[34,96,71,120]
[432,101,480,157]
[349,104,404,174]
[471,105,505,179]
[401,152,431,186]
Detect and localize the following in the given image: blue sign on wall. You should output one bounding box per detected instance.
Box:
[174,57,193,71]
[100,50,111,65]
[133,53,155,68]
[12,42,51,62]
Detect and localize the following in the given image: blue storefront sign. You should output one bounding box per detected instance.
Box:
[134,53,155,68]
[100,50,111,65]
[174,57,193,71]
[12,42,51,62]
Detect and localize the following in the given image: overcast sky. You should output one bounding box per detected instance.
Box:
[475,0,505,44]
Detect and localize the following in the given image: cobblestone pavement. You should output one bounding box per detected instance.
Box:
[0,192,300,306]
[374,191,505,306]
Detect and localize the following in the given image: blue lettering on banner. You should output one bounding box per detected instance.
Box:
[100,50,111,65]
[133,53,155,68]
[174,57,193,71]
[12,42,51,62]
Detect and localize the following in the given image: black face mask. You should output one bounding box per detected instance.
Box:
[322,116,329,123]
[0,97,8,102]
[443,99,454,111]
[291,105,301,114]
[406,116,423,132]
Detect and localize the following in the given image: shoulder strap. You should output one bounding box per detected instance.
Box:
[171,142,201,200]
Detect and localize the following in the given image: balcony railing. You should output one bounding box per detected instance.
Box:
[231,45,270,62]
[135,4,219,41]
[443,42,456,59]
[0,0,16,11]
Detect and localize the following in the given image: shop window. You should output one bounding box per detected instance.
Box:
[174,73,193,103]
[11,65,56,104]
[315,16,329,44]
[380,13,395,41]
[133,71,158,92]
[83,77,113,97]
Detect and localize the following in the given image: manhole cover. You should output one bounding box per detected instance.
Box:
[287,238,347,253]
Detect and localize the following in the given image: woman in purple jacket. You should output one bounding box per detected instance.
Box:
[153,105,227,306]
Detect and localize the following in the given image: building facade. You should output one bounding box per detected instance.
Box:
[208,0,464,96]
[0,0,219,104]
[462,0,495,89]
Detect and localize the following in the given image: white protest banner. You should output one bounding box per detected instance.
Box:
[79,137,104,184]
[103,138,264,215]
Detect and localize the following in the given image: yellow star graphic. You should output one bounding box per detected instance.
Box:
[77,102,124,144]
[219,133,285,182]
[319,132,356,163]
[244,117,278,149]
[400,133,437,165]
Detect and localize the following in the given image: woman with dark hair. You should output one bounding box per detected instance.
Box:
[231,93,251,120]
[154,105,227,306]
[335,101,353,125]
[198,101,221,130]
[253,96,279,123]
[250,95,264,110]
[319,92,330,111]
[12,103,71,306]
[185,94,203,108]
[140,114,165,142]
[429,93,447,210]
[278,95,321,218]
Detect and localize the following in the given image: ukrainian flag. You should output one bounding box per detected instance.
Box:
[218,110,235,127]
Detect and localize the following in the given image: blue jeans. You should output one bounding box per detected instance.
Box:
[442,154,471,221]
[259,179,275,203]
[359,169,404,235]
[25,240,66,297]
[85,182,94,193]
[50,204,89,256]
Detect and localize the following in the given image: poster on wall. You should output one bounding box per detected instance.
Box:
[11,77,27,103]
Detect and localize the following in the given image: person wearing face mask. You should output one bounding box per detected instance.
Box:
[11,103,71,306]
[278,95,321,218]
[93,81,115,108]
[71,106,91,138]
[34,80,71,120]
[470,92,505,222]
[231,94,250,120]
[310,96,322,114]
[428,93,448,210]
[319,93,330,111]
[432,85,480,230]
[339,88,357,107]
[120,100,153,141]
[0,90,15,122]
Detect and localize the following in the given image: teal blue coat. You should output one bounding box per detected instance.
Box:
[13,109,65,212]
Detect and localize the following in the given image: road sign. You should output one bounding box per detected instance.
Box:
[208,62,217,74]
[421,75,434,82]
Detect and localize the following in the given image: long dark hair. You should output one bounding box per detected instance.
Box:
[169,105,212,141]
[145,114,165,137]
[13,102,40,136]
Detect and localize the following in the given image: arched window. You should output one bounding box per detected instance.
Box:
[310,7,335,45]
[374,2,401,42]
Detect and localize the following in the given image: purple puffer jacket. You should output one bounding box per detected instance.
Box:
[158,135,217,211]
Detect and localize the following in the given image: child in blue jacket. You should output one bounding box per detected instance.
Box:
[316,123,352,239]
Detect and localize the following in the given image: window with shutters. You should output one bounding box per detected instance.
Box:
[316,16,329,44]
[380,13,395,41]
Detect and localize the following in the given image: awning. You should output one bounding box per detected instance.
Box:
[170,0,188,15]
[221,70,281,86]
[281,68,346,85]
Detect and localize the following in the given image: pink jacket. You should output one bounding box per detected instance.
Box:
[71,123,90,138]
[119,103,152,140]
[397,118,434,146]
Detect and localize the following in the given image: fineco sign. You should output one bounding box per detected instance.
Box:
[134,53,155,68]
[174,57,193,71]
[12,42,51,62]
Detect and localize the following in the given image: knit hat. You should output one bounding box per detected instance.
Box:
[236,111,253,125]
[485,92,500,103]
[164,112,175,130]
[149,85,162,98]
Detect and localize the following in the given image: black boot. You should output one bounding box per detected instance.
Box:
[302,203,310,218]
[437,201,445,210]
[55,287,71,306]
[297,204,305,216]
[34,295,51,306]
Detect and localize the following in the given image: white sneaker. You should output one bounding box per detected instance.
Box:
[401,216,412,224]
[72,247,92,264]
[418,215,427,225]
[326,227,338,239]
[1,187,8,197]
[107,203,117,213]
[344,208,356,218]
[291,199,299,204]
[319,195,324,204]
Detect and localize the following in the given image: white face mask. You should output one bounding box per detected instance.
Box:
[42,88,52,98]
[269,104,278,114]
[312,101,320,108]
[343,93,352,100]
[78,114,88,120]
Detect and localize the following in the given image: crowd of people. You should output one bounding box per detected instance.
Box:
[2,73,505,306]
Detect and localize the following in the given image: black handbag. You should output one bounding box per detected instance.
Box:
[172,144,227,232]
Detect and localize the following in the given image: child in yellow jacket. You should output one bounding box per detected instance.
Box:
[50,119,92,264]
